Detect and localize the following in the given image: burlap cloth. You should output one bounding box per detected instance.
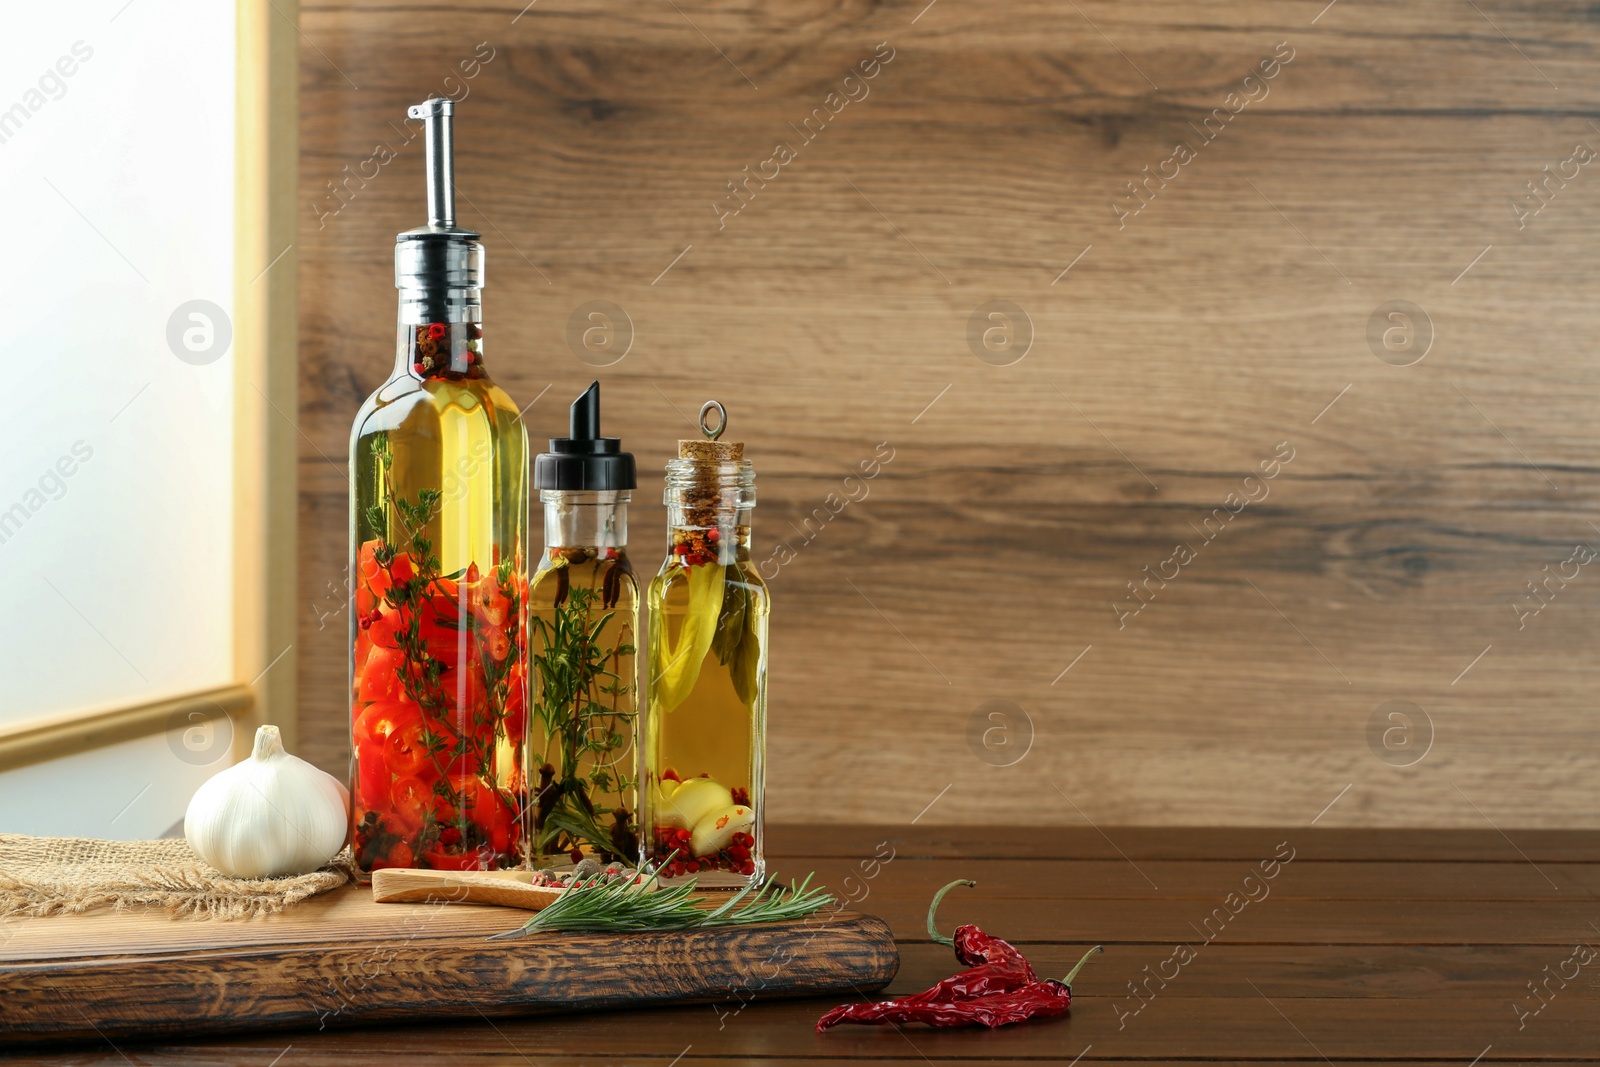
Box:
[0,834,356,920]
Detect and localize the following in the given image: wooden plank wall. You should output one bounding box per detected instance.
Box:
[296,0,1600,828]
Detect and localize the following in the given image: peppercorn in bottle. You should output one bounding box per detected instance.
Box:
[643,402,768,886]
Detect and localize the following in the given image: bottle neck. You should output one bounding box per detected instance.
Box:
[665,511,752,566]
[394,314,486,382]
[662,457,756,567]
[542,490,630,550]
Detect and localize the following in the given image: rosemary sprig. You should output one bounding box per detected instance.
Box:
[700,873,832,927]
[489,863,835,938]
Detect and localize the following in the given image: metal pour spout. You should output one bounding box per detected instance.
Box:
[394,98,480,326]
[408,98,455,229]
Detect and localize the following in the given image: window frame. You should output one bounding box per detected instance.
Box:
[0,0,298,772]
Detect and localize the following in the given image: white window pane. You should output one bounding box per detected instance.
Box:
[0,2,236,726]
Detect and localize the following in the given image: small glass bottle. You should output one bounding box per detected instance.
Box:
[348,99,529,876]
[528,382,641,866]
[643,402,768,886]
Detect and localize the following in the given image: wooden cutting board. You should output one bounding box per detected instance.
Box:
[0,884,898,1045]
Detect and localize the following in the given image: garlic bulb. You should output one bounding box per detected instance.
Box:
[184,725,350,878]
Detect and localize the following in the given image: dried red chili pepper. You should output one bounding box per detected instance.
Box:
[816,879,1101,1031]
[822,879,1031,1025]
[821,975,1088,1029]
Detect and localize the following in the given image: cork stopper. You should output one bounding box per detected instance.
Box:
[680,400,742,462]
[673,400,749,529]
[678,438,744,462]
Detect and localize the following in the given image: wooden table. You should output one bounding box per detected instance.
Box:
[6,824,1598,1065]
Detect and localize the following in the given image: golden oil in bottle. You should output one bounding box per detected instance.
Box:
[643,403,767,886]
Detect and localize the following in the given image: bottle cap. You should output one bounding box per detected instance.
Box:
[394,98,483,325]
[534,381,637,491]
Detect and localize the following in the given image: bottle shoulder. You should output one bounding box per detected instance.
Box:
[352,372,528,443]
[648,559,769,603]
[529,553,641,611]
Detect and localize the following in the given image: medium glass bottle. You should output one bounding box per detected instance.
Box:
[528,382,641,866]
[643,403,768,886]
[348,98,529,875]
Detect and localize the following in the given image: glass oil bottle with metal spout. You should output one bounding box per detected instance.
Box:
[528,382,641,867]
[643,402,768,886]
[348,98,529,875]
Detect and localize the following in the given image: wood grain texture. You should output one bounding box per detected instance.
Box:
[0,888,896,1045]
[293,0,1600,828]
[6,831,1593,1062]
[7,827,1598,1063]
[766,823,1600,861]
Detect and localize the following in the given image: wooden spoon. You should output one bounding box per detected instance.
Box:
[370,868,565,911]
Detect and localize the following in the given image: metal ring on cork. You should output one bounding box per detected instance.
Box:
[698,400,727,441]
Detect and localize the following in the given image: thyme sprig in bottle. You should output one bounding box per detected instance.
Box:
[644,402,769,886]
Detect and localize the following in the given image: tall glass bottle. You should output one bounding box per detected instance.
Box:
[643,403,768,886]
[528,382,641,866]
[348,98,529,875]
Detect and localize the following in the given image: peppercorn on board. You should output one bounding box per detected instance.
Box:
[0,885,897,1045]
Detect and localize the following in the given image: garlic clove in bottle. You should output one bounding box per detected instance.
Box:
[184,724,350,878]
[689,804,754,858]
[658,776,732,831]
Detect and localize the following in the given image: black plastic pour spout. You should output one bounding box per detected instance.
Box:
[533,381,637,492]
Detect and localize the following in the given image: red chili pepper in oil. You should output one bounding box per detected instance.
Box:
[816,879,1102,1031]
